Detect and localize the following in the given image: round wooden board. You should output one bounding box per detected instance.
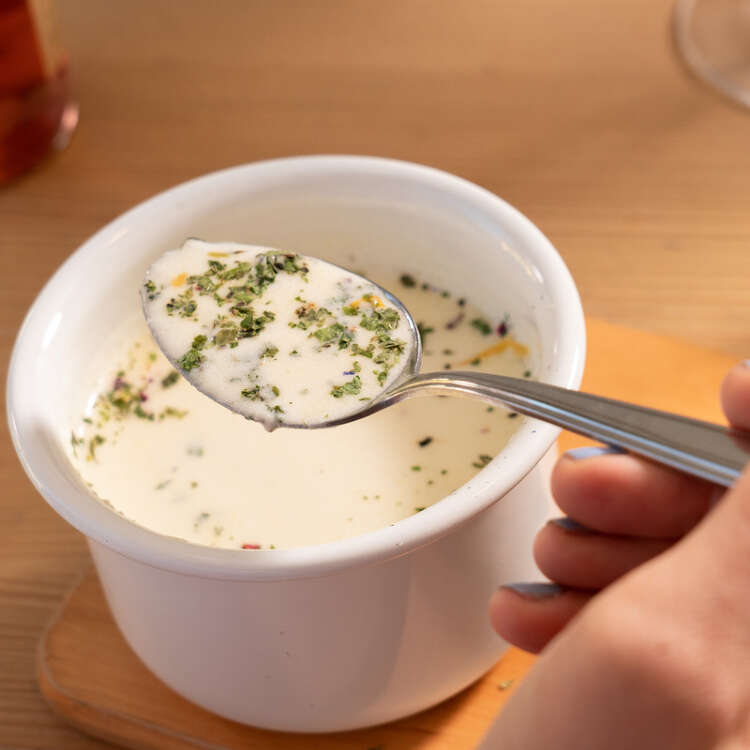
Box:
[37,319,739,750]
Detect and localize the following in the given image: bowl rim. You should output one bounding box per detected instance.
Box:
[7,155,586,581]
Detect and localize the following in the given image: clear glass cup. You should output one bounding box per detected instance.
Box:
[0,0,78,183]
[674,0,750,107]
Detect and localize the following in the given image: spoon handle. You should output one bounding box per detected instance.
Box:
[388,372,750,487]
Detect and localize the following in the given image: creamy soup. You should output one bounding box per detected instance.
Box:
[70,269,530,550]
[142,240,415,429]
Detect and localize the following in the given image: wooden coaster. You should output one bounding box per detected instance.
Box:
[37,320,737,749]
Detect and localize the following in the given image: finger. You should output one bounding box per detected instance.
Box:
[488,583,592,654]
[720,361,750,430]
[551,448,718,538]
[533,518,672,589]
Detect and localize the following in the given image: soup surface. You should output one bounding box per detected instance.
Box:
[70,266,530,550]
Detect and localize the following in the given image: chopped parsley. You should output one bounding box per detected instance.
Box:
[238,309,275,338]
[331,375,362,398]
[143,280,159,300]
[400,273,417,288]
[88,434,106,461]
[472,454,493,469]
[161,371,180,388]
[166,288,196,317]
[312,323,353,349]
[471,318,492,336]
[360,308,400,334]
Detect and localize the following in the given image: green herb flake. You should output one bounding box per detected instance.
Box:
[360,308,400,334]
[178,335,207,372]
[415,506,426,512]
[400,273,417,288]
[331,375,362,398]
[82,435,104,462]
[260,345,279,359]
[158,406,188,420]
[143,280,159,300]
[472,454,493,469]
[70,432,84,456]
[471,318,492,336]
[134,404,154,420]
[161,371,180,388]
[166,287,196,317]
[239,309,276,338]
[214,326,239,348]
[524,369,532,378]
[418,436,433,447]
[411,465,421,472]
[312,323,351,348]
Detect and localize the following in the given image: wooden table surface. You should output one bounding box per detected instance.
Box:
[2,1,749,748]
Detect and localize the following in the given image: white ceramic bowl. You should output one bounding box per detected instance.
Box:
[7,156,585,732]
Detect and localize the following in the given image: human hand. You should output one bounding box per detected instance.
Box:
[480,361,750,750]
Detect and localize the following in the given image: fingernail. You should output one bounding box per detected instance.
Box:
[549,517,593,534]
[565,445,625,460]
[502,582,565,600]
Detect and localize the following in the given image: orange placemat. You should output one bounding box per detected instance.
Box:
[37,319,738,750]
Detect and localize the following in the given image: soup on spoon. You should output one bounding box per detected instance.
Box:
[141,239,419,430]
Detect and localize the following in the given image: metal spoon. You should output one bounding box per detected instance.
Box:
[143,249,750,486]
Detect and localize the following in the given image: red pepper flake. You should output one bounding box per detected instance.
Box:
[497,321,508,337]
[241,543,261,550]
[139,392,148,402]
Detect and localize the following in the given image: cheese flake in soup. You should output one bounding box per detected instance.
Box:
[142,240,415,429]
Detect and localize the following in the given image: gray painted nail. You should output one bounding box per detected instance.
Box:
[549,517,593,534]
[502,582,565,600]
[565,445,625,460]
